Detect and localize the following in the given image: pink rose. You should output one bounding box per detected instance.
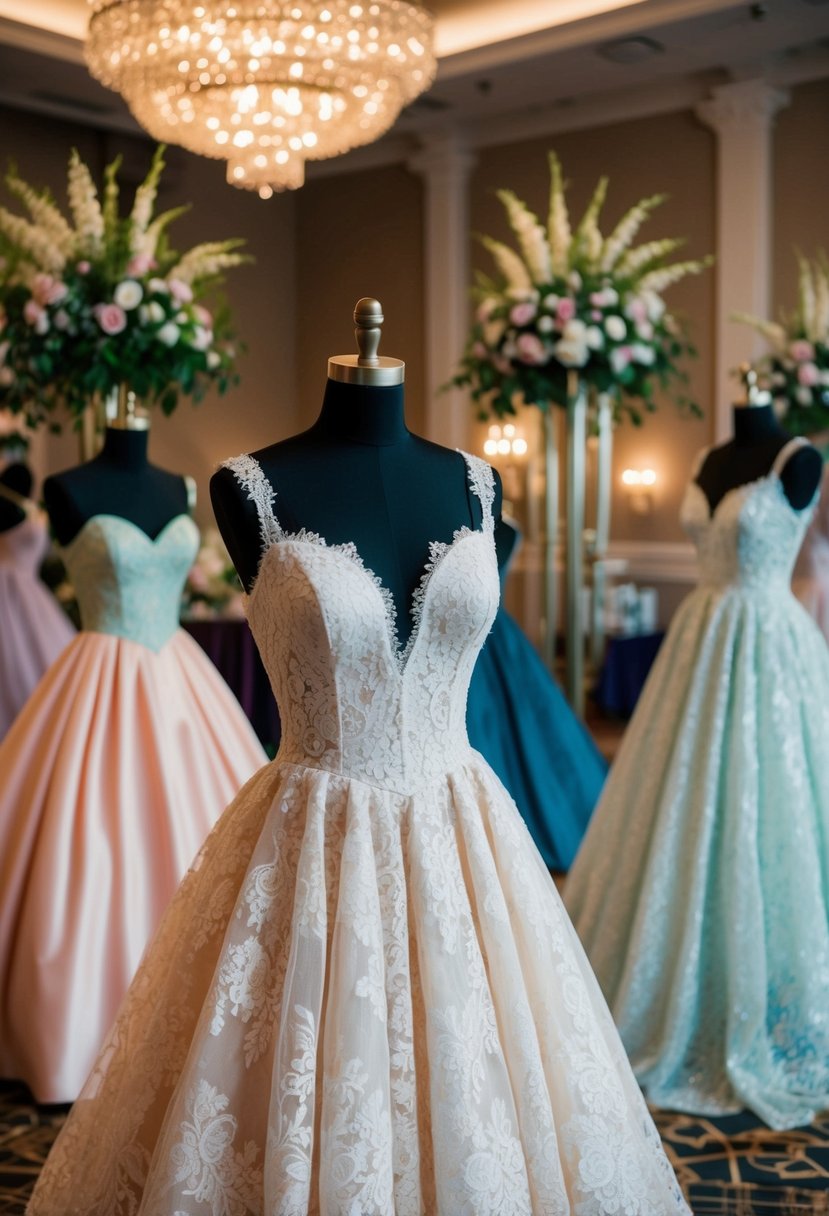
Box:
[626,297,648,324]
[193,304,213,328]
[126,253,157,277]
[610,345,633,374]
[32,273,68,307]
[53,309,70,331]
[472,341,488,359]
[168,278,194,304]
[23,298,44,326]
[509,301,537,327]
[797,362,820,387]
[516,332,547,366]
[790,339,815,363]
[556,297,576,325]
[188,566,209,593]
[94,303,127,335]
[591,309,602,322]
[76,261,91,275]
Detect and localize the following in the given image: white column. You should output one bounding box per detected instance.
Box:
[408,133,476,448]
[696,79,789,439]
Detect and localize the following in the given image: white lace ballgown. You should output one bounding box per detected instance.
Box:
[28,452,688,1216]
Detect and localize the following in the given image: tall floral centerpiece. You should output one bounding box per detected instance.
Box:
[453,152,711,710]
[735,253,829,440]
[0,146,248,449]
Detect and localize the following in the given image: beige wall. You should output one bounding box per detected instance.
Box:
[295,163,426,433]
[0,113,297,523]
[471,108,717,549]
[773,77,829,314]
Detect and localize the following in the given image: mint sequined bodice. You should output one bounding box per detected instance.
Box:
[62,514,199,652]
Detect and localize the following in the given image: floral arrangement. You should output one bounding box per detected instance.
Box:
[181,528,245,620]
[453,152,712,422]
[0,146,249,430]
[734,253,829,437]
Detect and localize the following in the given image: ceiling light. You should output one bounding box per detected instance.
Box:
[85,0,436,194]
[598,35,664,64]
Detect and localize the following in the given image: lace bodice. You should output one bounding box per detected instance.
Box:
[680,438,818,594]
[0,510,49,575]
[223,450,500,796]
[61,514,199,652]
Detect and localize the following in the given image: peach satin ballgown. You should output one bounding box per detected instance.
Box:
[0,512,266,1103]
[0,507,75,739]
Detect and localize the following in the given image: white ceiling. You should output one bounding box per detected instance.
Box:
[0,0,826,148]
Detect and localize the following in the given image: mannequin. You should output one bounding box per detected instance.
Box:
[211,298,503,645]
[0,461,33,532]
[696,368,822,511]
[43,389,191,545]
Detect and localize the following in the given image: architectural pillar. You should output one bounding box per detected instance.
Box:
[696,79,789,438]
[408,132,476,448]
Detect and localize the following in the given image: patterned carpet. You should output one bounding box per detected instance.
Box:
[1,1080,826,1214]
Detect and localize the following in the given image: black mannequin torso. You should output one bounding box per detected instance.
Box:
[696,404,822,512]
[211,379,503,645]
[43,428,190,546]
[0,462,33,532]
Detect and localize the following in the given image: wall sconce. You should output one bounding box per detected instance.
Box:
[483,422,528,459]
[621,467,657,514]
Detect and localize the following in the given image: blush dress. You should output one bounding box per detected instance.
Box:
[0,513,266,1103]
[27,454,689,1216]
[565,438,829,1130]
[0,506,75,739]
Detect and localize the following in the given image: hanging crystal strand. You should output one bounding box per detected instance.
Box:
[565,371,587,715]
[590,389,614,672]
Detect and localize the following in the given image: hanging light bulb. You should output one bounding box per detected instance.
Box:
[85,0,436,193]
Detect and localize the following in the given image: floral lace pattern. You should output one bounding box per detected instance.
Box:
[29,451,689,1215]
[566,441,829,1130]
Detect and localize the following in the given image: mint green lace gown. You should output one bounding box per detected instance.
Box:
[565,438,829,1130]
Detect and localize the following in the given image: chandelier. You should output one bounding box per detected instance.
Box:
[85,1,436,195]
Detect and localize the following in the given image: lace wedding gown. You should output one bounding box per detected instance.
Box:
[0,505,75,739]
[28,452,688,1216]
[565,438,829,1131]
[0,513,265,1103]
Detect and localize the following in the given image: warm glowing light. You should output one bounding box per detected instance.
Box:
[512,437,528,456]
[482,423,528,461]
[434,0,646,58]
[483,438,498,457]
[622,467,657,487]
[85,0,435,194]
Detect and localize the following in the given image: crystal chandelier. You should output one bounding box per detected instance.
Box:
[85,1,436,195]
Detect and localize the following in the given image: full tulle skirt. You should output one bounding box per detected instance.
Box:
[565,584,829,1130]
[0,628,266,1103]
[0,566,75,739]
[466,608,605,869]
[27,752,689,1215]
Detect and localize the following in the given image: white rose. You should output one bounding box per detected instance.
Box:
[156,321,180,347]
[537,315,555,334]
[562,318,587,341]
[553,337,589,368]
[569,270,582,290]
[643,290,665,321]
[631,342,656,365]
[586,326,604,350]
[601,287,619,307]
[114,279,143,311]
[148,277,170,295]
[207,350,221,369]
[35,311,50,335]
[796,385,812,406]
[140,301,166,325]
[190,325,212,351]
[542,294,559,311]
[605,315,627,342]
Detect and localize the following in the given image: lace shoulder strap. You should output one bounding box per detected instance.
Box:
[771,436,809,479]
[459,450,496,534]
[220,453,283,550]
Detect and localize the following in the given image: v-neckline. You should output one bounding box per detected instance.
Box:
[238,449,496,680]
[247,524,491,680]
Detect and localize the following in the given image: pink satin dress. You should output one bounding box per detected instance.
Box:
[0,508,75,739]
[0,512,266,1103]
